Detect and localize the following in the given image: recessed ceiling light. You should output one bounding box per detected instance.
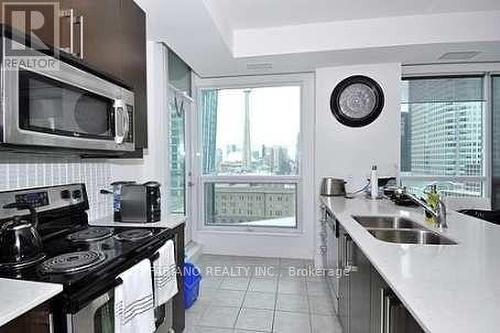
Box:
[246,63,273,70]
[439,51,481,60]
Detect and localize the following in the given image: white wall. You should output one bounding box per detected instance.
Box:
[315,63,401,180]
[110,42,170,214]
[314,63,401,265]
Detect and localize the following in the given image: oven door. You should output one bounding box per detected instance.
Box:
[2,38,135,152]
[68,290,172,333]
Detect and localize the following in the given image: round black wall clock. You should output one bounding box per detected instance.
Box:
[330,75,385,127]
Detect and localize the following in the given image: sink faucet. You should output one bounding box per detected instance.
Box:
[395,187,447,229]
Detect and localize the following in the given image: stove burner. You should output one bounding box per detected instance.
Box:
[114,229,153,242]
[40,251,106,274]
[66,227,113,242]
[0,253,47,270]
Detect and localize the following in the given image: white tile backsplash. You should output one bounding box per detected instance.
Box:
[0,154,112,221]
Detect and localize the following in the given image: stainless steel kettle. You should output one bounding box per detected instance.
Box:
[320,177,347,196]
[0,203,44,267]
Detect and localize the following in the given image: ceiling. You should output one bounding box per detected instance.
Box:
[207,0,500,29]
[137,0,500,77]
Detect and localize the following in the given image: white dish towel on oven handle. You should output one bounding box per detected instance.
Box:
[153,239,178,307]
[114,259,155,333]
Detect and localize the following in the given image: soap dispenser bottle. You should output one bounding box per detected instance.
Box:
[370,165,378,199]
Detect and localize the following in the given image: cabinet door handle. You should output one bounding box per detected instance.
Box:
[380,288,385,333]
[347,237,358,272]
[60,9,74,54]
[384,292,392,333]
[75,15,84,58]
[343,234,349,270]
[49,312,54,333]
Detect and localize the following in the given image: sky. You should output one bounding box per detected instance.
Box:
[216,86,301,157]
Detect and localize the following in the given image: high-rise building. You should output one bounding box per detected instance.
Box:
[403,77,484,197]
[408,103,482,176]
[169,93,186,214]
[400,109,412,172]
[201,90,218,174]
[207,183,296,225]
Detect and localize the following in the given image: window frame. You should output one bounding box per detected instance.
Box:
[491,74,500,208]
[400,73,491,199]
[192,73,314,234]
[167,84,191,215]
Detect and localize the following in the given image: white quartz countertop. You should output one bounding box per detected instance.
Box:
[90,214,186,229]
[321,195,500,333]
[0,278,62,327]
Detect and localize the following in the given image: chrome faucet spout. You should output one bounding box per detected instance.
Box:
[396,187,447,229]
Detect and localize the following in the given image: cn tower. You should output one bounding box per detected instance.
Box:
[243,89,252,171]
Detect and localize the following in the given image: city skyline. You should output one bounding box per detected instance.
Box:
[215,143,297,175]
[215,86,301,159]
[202,86,301,176]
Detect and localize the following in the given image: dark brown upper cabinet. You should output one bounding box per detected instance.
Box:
[59,0,148,149]
[0,0,148,150]
[58,0,123,80]
[119,0,147,149]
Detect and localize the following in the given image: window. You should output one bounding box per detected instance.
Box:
[168,89,187,214]
[200,86,301,228]
[167,48,191,215]
[401,76,486,197]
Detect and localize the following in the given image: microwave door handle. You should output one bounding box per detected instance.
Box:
[123,107,130,140]
[114,100,125,144]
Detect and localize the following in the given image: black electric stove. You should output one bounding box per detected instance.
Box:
[0,184,174,323]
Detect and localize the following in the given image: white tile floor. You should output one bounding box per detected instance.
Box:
[185,255,342,333]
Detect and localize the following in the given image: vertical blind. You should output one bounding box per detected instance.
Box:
[401,76,484,103]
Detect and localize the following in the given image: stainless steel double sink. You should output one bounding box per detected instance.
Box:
[352,216,457,245]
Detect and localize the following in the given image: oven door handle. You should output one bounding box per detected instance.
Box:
[115,277,123,286]
[150,252,160,262]
[114,252,161,287]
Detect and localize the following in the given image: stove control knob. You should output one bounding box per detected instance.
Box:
[61,190,71,199]
[72,190,82,200]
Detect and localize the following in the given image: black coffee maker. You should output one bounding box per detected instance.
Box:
[118,181,161,223]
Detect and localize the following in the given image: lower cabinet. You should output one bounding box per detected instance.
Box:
[338,225,349,332]
[349,235,372,333]
[370,276,424,333]
[323,207,339,313]
[336,223,424,333]
[338,225,371,333]
[0,303,52,333]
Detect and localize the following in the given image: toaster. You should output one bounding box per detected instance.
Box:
[118,181,161,222]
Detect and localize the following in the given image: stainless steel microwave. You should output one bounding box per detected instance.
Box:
[0,37,135,152]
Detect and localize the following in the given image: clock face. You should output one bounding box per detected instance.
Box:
[330,76,384,127]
